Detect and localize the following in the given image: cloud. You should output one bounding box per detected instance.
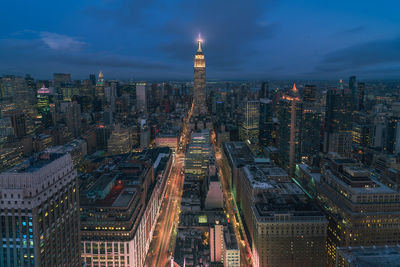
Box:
[85,0,158,27]
[85,0,276,76]
[40,32,86,51]
[315,37,400,73]
[0,37,169,79]
[341,25,368,35]
[158,0,276,76]
[53,53,168,70]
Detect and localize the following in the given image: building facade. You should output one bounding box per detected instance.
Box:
[239,100,260,151]
[0,153,81,267]
[318,155,400,263]
[193,38,206,115]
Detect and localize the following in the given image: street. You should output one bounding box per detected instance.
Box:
[144,104,192,267]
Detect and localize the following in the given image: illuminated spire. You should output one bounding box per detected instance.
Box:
[338,79,344,90]
[292,83,297,93]
[97,70,104,86]
[197,33,203,53]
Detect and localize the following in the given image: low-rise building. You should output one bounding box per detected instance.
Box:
[80,148,172,267]
[336,245,400,267]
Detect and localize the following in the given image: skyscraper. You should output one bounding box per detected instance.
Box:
[4,109,27,138]
[238,163,327,267]
[135,82,147,112]
[349,75,358,110]
[358,82,365,111]
[303,84,317,103]
[95,70,105,108]
[36,84,53,127]
[66,102,82,138]
[259,98,274,148]
[239,100,260,152]
[53,73,71,91]
[260,81,269,99]
[277,84,301,176]
[300,86,321,164]
[324,80,353,156]
[0,152,81,266]
[193,35,206,114]
[319,155,400,263]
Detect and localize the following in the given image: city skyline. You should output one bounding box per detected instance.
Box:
[2,2,400,267]
[1,0,400,80]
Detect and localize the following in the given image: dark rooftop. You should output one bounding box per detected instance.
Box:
[9,152,65,173]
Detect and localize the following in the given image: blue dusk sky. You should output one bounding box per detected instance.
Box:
[0,0,399,80]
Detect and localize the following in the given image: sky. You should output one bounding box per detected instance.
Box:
[0,0,400,80]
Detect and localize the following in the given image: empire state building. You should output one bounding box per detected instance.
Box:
[193,36,206,114]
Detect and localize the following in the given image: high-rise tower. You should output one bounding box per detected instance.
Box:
[277,84,302,177]
[193,35,206,114]
[0,153,81,266]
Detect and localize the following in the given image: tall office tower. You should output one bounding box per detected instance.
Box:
[385,116,400,154]
[358,82,365,111]
[259,98,274,148]
[1,76,36,126]
[0,117,14,145]
[95,70,105,106]
[110,82,117,112]
[135,82,147,112]
[301,87,321,164]
[193,36,206,114]
[349,75,358,110]
[210,224,224,262]
[324,80,353,156]
[36,84,53,127]
[3,109,27,138]
[24,74,35,91]
[300,101,321,163]
[303,84,317,102]
[239,100,260,151]
[277,84,302,176]
[0,152,81,267]
[184,129,211,178]
[89,74,96,85]
[352,112,370,149]
[238,164,327,267]
[82,79,95,100]
[260,81,269,99]
[371,115,386,150]
[319,155,400,263]
[53,73,71,88]
[107,125,133,155]
[0,75,22,98]
[140,125,150,149]
[66,102,81,138]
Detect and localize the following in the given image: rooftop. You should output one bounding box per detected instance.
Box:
[243,164,289,189]
[112,188,137,207]
[337,245,400,267]
[224,142,254,168]
[254,191,325,220]
[6,153,65,173]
